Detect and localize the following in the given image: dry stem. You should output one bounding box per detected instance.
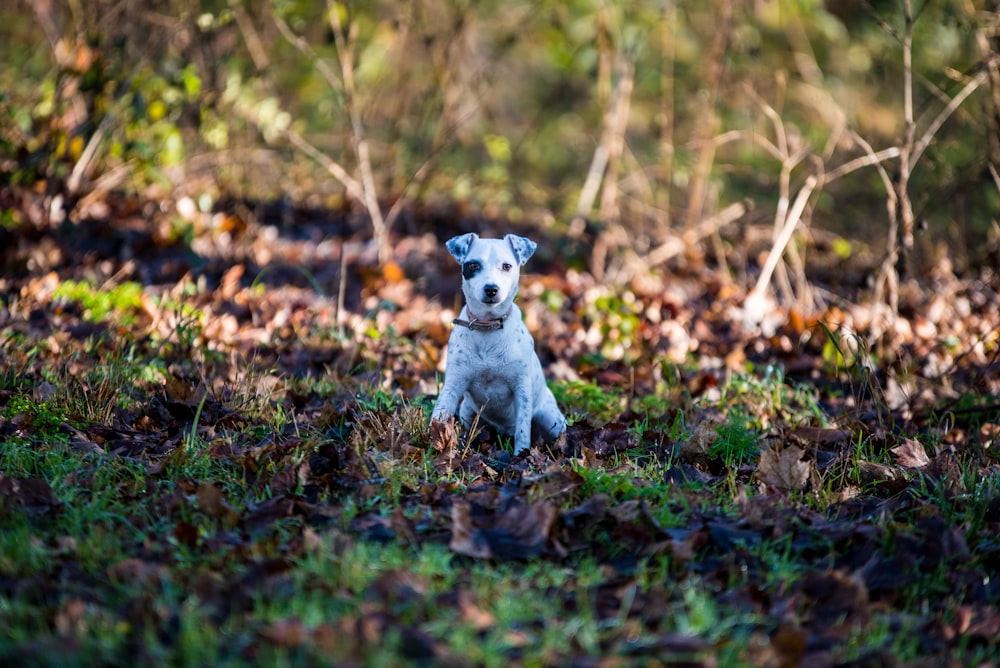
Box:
[328,2,391,266]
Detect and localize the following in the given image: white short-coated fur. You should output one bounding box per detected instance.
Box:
[431,233,567,454]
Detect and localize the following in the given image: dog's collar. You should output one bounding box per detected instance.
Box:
[452,308,510,332]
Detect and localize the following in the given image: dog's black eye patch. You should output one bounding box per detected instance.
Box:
[462,261,482,279]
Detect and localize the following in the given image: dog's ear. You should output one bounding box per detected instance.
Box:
[446,233,478,264]
[505,234,537,266]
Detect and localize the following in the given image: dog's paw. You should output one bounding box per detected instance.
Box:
[512,439,531,457]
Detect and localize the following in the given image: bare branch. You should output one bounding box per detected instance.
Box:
[823,146,901,184]
[750,175,818,302]
[910,69,988,168]
[229,0,269,71]
[598,57,635,222]
[281,127,365,203]
[645,201,746,266]
[575,145,609,221]
[328,1,390,264]
[271,11,341,91]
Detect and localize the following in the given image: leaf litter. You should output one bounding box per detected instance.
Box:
[0,192,999,664]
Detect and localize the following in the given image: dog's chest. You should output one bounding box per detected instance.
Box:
[448,324,534,381]
[465,355,528,411]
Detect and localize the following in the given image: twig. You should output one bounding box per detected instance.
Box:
[989,163,1000,195]
[336,238,348,340]
[683,0,732,231]
[910,69,988,168]
[67,73,139,195]
[229,0,269,71]
[598,56,635,222]
[576,55,634,222]
[576,145,609,222]
[656,0,676,226]
[67,113,114,195]
[748,175,818,303]
[823,146,901,184]
[645,201,745,267]
[897,0,916,259]
[328,2,390,266]
[270,10,340,90]
[281,126,365,203]
[266,3,389,264]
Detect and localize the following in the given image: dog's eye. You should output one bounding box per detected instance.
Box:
[462,261,482,279]
[501,263,513,271]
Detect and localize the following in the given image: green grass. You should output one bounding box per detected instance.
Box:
[709,410,760,467]
[551,379,624,425]
[1,319,997,667]
[52,279,144,326]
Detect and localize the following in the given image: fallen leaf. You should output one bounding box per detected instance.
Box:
[561,493,608,528]
[196,482,240,525]
[366,569,429,602]
[679,421,719,459]
[382,260,405,283]
[770,625,807,668]
[925,448,965,490]
[590,421,635,457]
[429,417,458,452]
[449,501,492,559]
[798,569,869,625]
[577,445,600,469]
[456,589,496,631]
[890,438,930,468]
[791,426,850,446]
[757,445,810,491]
[107,558,169,586]
[449,498,555,559]
[0,474,61,516]
[259,618,307,647]
[54,599,88,636]
[173,521,200,548]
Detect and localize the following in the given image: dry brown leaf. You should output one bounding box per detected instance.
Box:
[757,445,810,491]
[791,426,850,446]
[449,498,555,560]
[854,461,907,493]
[302,525,324,554]
[449,500,491,559]
[980,422,999,450]
[382,260,405,283]
[259,618,307,647]
[0,474,61,516]
[106,558,169,586]
[890,438,930,468]
[680,421,719,458]
[456,590,496,631]
[429,417,458,452]
[577,445,600,469]
[54,599,88,636]
[196,481,240,525]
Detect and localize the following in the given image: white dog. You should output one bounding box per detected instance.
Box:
[431,233,567,455]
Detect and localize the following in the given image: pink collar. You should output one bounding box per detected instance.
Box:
[452,307,511,332]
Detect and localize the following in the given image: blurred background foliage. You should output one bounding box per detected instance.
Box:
[1,0,998,270]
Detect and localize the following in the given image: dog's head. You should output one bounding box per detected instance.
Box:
[445,233,537,318]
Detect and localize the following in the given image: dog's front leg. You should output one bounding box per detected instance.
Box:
[512,378,533,455]
[431,360,470,421]
[431,376,466,423]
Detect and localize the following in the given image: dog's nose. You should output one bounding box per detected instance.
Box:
[484,284,499,299]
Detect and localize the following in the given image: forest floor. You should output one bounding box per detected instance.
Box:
[1,189,999,666]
